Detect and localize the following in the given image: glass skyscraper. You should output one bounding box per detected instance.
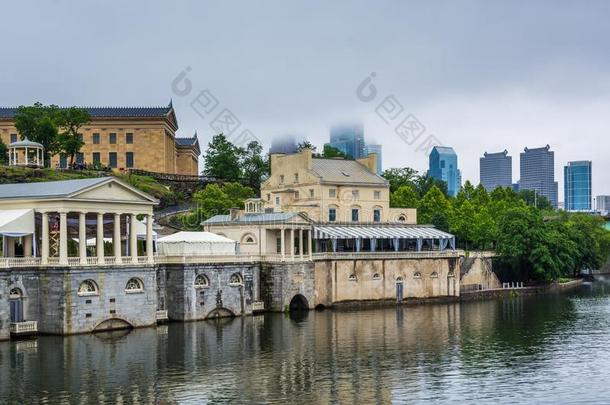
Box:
[327,124,366,159]
[519,145,558,208]
[429,146,461,197]
[480,150,512,191]
[364,143,383,175]
[564,161,592,211]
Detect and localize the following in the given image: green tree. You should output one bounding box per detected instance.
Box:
[0,137,7,164]
[382,167,419,193]
[418,185,452,231]
[13,103,61,166]
[240,140,269,190]
[519,189,553,210]
[390,185,419,208]
[296,140,317,153]
[203,134,242,181]
[321,144,347,158]
[55,107,90,165]
[415,174,448,198]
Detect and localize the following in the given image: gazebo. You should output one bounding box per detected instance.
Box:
[8,138,44,168]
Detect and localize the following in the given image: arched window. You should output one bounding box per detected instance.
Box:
[348,273,357,282]
[430,272,439,278]
[413,272,422,279]
[78,280,99,296]
[229,273,243,286]
[125,278,144,292]
[372,273,381,280]
[241,233,256,244]
[398,215,406,222]
[9,288,22,299]
[194,274,209,289]
[396,276,404,282]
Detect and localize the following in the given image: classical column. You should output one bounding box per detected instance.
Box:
[97,212,105,264]
[113,213,122,264]
[41,212,49,264]
[59,211,68,265]
[23,235,32,258]
[290,228,295,261]
[79,212,87,264]
[280,228,285,261]
[299,229,304,260]
[308,229,313,260]
[146,214,154,264]
[130,214,138,263]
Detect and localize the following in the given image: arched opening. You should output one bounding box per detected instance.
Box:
[78,280,99,296]
[289,294,309,311]
[205,307,236,319]
[241,233,256,244]
[314,304,326,311]
[9,287,24,323]
[93,318,134,332]
[194,274,210,289]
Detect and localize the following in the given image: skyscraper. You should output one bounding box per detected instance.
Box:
[519,145,558,208]
[480,150,512,191]
[429,146,461,197]
[364,143,383,175]
[269,135,298,154]
[596,195,610,213]
[327,124,366,159]
[564,161,592,211]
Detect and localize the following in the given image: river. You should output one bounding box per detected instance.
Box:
[2,281,610,404]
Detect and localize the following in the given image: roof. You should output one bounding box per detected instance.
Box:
[311,158,386,185]
[157,231,235,243]
[432,146,456,155]
[203,212,304,225]
[175,132,201,154]
[0,176,157,203]
[313,225,455,240]
[9,138,43,148]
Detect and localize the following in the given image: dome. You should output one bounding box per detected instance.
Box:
[9,137,44,149]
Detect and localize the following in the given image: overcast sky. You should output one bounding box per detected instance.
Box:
[2,0,610,199]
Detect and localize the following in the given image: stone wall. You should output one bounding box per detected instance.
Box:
[161,262,259,320]
[313,257,460,307]
[0,276,8,340]
[460,255,501,291]
[260,261,315,311]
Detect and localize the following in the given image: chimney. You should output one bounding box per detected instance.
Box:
[357,153,377,174]
[229,208,240,221]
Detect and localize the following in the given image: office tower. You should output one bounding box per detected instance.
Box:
[429,146,461,197]
[564,161,592,211]
[596,195,610,212]
[480,150,512,191]
[364,143,383,175]
[327,124,366,159]
[269,135,298,154]
[519,145,558,208]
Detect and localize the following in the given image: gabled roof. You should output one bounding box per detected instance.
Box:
[432,146,456,155]
[311,158,387,186]
[203,211,309,225]
[0,176,158,204]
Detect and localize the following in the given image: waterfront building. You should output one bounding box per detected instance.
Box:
[326,124,366,159]
[480,150,512,191]
[0,102,200,175]
[260,148,415,224]
[519,145,558,208]
[365,143,383,175]
[564,161,592,211]
[596,195,610,213]
[428,146,461,197]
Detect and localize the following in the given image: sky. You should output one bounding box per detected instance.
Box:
[2,0,610,200]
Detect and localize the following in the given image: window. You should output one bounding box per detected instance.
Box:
[229,273,243,286]
[352,190,359,199]
[351,208,359,222]
[126,152,134,168]
[78,280,99,296]
[309,189,314,198]
[396,276,404,282]
[279,175,284,184]
[348,274,357,281]
[398,215,406,222]
[76,153,84,164]
[276,238,282,253]
[266,193,271,201]
[10,133,17,143]
[77,133,83,142]
[125,278,144,292]
[92,133,100,144]
[374,191,381,200]
[126,133,134,144]
[294,191,299,200]
[109,133,117,144]
[440,160,445,168]
[59,154,67,168]
[373,209,381,222]
[413,272,422,279]
[109,152,117,168]
[92,152,101,164]
[194,274,209,289]
[9,287,22,299]
[275,196,280,205]
[329,189,336,198]
[242,234,256,244]
[373,273,381,280]
[430,272,439,278]
[448,270,455,278]
[294,173,299,182]
[328,207,337,222]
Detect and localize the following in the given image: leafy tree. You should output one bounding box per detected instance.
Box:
[415,174,448,198]
[296,140,317,153]
[202,134,242,181]
[382,167,419,193]
[240,140,269,190]
[418,185,452,231]
[55,107,90,165]
[519,189,553,210]
[14,103,61,166]
[0,137,7,164]
[321,144,347,158]
[390,185,419,208]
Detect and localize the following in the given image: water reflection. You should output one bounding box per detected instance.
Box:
[2,282,610,404]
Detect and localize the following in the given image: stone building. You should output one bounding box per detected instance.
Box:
[261,148,416,224]
[0,102,200,175]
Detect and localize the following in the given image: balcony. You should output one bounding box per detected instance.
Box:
[10,321,38,337]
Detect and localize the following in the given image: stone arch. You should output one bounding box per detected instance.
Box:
[289,294,309,311]
[93,318,134,332]
[205,307,236,319]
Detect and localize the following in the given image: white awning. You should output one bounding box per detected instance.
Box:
[313,225,454,240]
[157,231,237,256]
[0,209,35,237]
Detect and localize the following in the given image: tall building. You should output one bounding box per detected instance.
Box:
[480,150,512,191]
[269,135,298,154]
[364,143,383,175]
[327,124,366,159]
[428,146,461,197]
[596,195,610,213]
[519,145,558,208]
[564,161,592,211]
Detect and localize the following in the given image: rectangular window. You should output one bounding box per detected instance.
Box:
[373,209,381,222]
[276,238,282,253]
[10,134,17,143]
[126,133,134,144]
[92,152,100,164]
[126,152,134,168]
[109,133,117,144]
[77,133,83,142]
[92,133,100,144]
[294,191,299,200]
[351,208,359,222]
[109,152,117,168]
[266,193,271,201]
[329,208,337,222]
[294,173,299,182]
[76,153,84,164]
[329,189,336,198]
[59,154,67,168]
[374,191,381,200]
[279,175,284,184]
[275,196,280,205]
[352,190,359,199]
[309,189,314,198]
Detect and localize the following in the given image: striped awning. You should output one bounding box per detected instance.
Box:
[313,225,454,240]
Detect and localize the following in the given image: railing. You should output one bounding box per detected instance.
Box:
[312,250,463,260]
[10,321,38,335]
[0,256,152,268]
